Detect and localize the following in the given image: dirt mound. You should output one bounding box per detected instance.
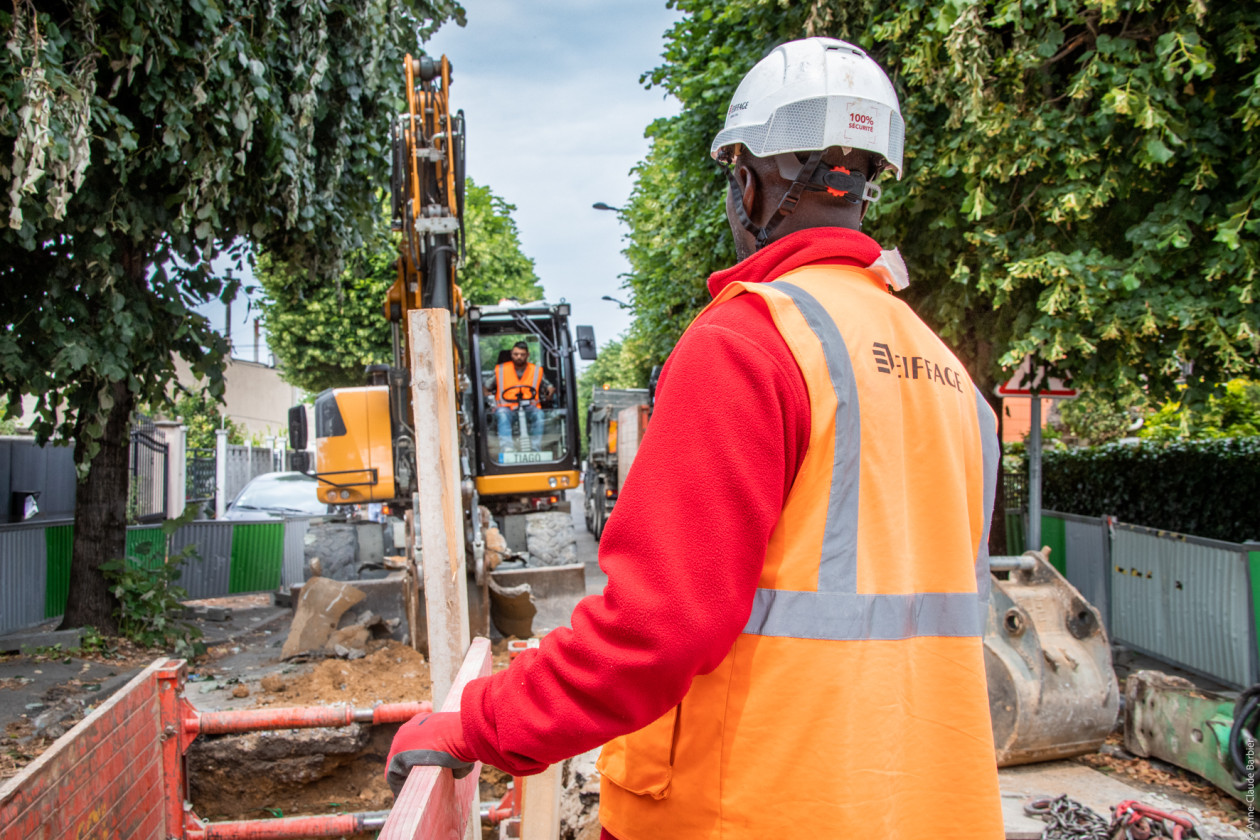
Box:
[254,640,431,708]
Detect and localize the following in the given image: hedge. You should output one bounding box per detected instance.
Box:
[1042,438,1260,543]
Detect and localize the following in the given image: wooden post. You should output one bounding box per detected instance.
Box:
[520,764,562,840]
[408,308,471,708]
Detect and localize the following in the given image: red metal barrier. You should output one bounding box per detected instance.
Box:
[187,811,389,839]
[188,701,431,736]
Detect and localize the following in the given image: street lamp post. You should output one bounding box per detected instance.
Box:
[601,295,631,310]
[592,202,623,213]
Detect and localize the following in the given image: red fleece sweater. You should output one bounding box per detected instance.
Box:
[460,228,885,788]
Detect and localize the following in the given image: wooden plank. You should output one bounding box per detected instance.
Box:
[404,507,422,651]
[407,308,470,708]
[520,763,562,840]
[378,638,493,840]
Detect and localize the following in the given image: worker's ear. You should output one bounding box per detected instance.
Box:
[736,161,758,222]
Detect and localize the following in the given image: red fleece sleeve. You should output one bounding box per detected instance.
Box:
[459,294,810,775]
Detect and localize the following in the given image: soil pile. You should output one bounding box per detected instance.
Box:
[254,640,431,707]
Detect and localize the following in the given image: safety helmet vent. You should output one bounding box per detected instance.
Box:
[763,97,829,156]
[887,111,905,176]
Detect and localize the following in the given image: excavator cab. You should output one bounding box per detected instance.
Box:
[468,302,582,507]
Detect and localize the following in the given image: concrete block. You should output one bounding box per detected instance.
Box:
[0,628,84,654]
[503,513,528,553]
[354,521,385,568]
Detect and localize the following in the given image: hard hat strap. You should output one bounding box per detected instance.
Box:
[722,149,827,251]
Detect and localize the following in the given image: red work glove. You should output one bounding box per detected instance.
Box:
[385,711,476,796]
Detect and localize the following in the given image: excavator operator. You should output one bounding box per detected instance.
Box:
[388,37,1003,839]
[484,341,555,453]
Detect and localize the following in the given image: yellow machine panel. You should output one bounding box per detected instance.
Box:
[314,386,396,504]
[475,470,581,497]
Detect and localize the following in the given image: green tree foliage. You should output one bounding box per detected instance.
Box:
[0,396,25,435]
[623,0,1260,406]
[1139,378,1260,439]
[0,0,464,630]
[259,179,544,393]
[166,388,247,451]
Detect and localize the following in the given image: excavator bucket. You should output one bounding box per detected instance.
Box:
[985,549,1120,766]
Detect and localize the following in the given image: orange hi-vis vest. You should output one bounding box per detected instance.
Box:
[597,264,1003,840]
[495,361,542,409]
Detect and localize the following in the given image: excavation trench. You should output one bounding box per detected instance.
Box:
[185,639,597,839]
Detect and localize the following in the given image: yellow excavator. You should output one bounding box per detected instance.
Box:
[287,52,596,578]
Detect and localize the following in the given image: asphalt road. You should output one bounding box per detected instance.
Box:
[569,487,606,596]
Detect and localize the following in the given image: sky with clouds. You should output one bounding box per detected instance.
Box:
[204,0,683,370]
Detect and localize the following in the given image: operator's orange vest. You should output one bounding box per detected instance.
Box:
[597,264,1003,839]
[495,361,542,408]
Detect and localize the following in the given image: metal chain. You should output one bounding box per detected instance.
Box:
[1025,795,1112,840]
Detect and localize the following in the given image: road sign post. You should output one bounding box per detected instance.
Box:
[994,358,1079,553]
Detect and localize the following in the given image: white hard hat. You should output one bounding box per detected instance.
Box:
[711,37,904,179]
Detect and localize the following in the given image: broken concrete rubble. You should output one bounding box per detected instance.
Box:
[485,525,511,571]
[281,577,366,659]
[325,624,370,655]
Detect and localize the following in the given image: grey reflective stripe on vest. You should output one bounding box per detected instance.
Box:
[769,280,861,592]
[741,279,985,642]
[745,589,983,640]
[973,386,999,614]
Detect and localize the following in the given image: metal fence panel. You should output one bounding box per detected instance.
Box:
[0,438,77,523]
[124,526,165,570]
[281,518,308,590]
[169,522,233,599]
[223,445,263,503]
[41,446,76,520]
[128,427,168,523]
[252,448,273,478]
[44,523,73,618]
[186,448,216,516]
[229,522,285,593]
[1111,524,1255,688]
[1050,511,1111,632]
[0,522,50,634]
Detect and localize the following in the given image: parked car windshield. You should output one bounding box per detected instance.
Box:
[231,474,327,515]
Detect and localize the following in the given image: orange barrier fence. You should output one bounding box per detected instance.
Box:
[0,659,169,840]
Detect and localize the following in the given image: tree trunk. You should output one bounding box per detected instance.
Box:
[60,380,133,633]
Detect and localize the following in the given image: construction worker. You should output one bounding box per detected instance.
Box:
[388,37,1002,839]
[484,341,555,453]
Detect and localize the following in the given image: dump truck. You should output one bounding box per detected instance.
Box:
[582,387,649,540]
